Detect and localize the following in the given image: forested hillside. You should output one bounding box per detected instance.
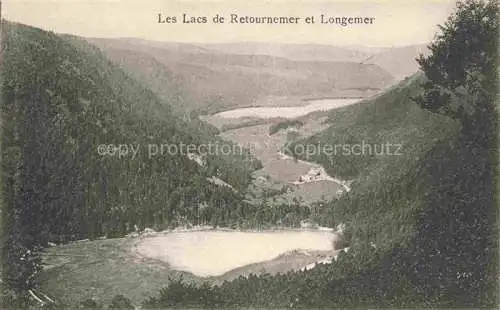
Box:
[0,21,261,305]
[287,73,457,181]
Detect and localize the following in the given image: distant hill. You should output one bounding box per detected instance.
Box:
[87,38,396,114]
[363,44,430,80]
[201,42,372,62]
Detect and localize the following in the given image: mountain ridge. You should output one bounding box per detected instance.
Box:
[86,38,399,114]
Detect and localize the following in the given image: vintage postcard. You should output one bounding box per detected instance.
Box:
[0,0,498,308]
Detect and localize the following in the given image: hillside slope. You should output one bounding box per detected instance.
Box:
[288,74,457,241]
[288,74,456,181]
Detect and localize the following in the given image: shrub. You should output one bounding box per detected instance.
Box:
[109,294,134,309]
[79,298,100,309]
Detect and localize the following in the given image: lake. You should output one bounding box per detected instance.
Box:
[214,98,361,119]
[135,230,337,277]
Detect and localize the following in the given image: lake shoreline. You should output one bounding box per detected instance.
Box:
[302,95,364,101]
[213,98,361,119]
[203,95,369,116]
[131,228,342,278]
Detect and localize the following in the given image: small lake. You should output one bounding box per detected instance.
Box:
[214,98,361,119]
[135,230,336,277]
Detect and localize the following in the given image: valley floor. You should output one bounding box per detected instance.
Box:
[215,111,351,204]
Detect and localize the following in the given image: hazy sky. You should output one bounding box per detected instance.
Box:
[4,0,457,47]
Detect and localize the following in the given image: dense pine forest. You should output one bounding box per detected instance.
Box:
[0,0,498,308]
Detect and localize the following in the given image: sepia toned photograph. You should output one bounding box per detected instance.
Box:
[0,0,498,308]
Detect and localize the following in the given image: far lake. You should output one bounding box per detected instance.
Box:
[214,98,361,119]
[135,230,336,277]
